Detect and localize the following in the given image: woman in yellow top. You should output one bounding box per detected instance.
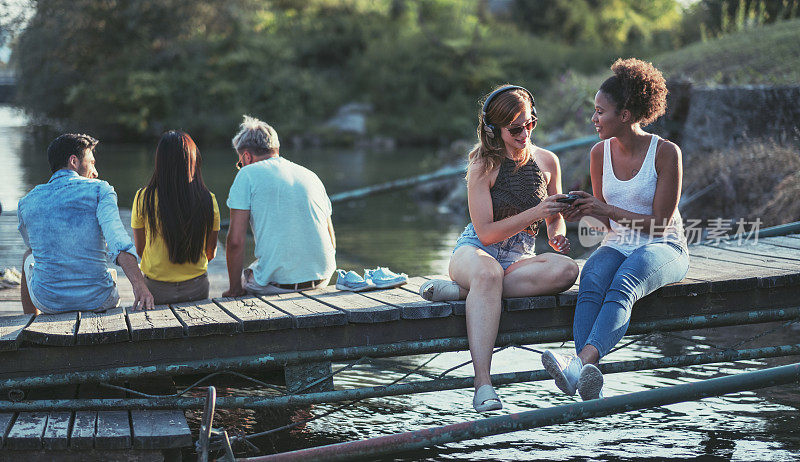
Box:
[132,130,220,305]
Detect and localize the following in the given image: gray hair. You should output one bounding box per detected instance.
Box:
[231,115,280,154]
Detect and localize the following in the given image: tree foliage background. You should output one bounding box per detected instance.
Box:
[7,0,800,143]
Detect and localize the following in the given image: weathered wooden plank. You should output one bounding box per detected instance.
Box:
[689,247,798,289]
[257,293,346,329]
[690,245,800,272]
[126,305,184,341]
[711,241,800,262]
[451,294,561,314]
[684,257,760,293]
[424,274,451,280]
[76,307,129,345]
[171,299,241,336]
[5,412,48,449]
[26,385,76,450]
[658,278,710,297]
[71,381,133,450]
[214,296,295,331]
[3,279,800,383]
[70,411,96,449]
[70,381,127,450]
[130,410,192,449]
[762,236,800,250]
[42,412,71,450]
[0,313,33,351]
[125,377,191,449]
[0,413,16,447]
[306,287,400,323]
[506,295,558,311]
[0,288,21,301]
[95,411,131,449]
[556,286,579,306]
[449,300,467,316]
[397,276,428,297]
[691,252,787,277]
[21,311,79,346]
[361,287,452,319]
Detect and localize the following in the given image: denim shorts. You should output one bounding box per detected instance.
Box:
[452,223,537,270]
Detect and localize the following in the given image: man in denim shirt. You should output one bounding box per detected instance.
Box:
[18,134,154,314]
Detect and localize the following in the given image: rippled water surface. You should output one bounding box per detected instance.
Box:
[2,106,799,460]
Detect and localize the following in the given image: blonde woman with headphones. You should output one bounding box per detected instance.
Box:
[420,85,579,412]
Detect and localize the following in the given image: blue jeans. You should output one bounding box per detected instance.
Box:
[573,242,689,358]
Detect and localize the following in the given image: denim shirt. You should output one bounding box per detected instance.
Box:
[17,169,137,312]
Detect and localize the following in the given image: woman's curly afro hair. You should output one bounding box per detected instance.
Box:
[599,58,668,126]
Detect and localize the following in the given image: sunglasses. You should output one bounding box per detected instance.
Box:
[235,150,246,170]
[505,118,537,136]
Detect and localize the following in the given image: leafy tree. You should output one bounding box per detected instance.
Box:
[679,0,800,43]
[11,0,617,143]
[509,0,682,48]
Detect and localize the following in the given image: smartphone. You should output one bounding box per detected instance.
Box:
[556,194,581,204]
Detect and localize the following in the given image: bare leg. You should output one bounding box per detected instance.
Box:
[502,253,578,298]
[449,246,504,390]
[20,249,39,315]
[578,344,600,366]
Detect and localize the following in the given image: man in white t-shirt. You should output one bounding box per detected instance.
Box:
[222,116,336,297]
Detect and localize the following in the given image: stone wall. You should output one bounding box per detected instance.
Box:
[651,82,800,159]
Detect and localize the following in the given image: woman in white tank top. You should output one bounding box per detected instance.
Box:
[541,58,690,401]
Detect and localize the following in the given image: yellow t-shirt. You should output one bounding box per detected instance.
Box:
[131,189,221,282]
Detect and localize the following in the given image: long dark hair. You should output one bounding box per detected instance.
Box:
[139,131,214,264]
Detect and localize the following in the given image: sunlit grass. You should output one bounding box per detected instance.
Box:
[655,19,800,85]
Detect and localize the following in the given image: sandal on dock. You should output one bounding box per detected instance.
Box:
[419,279,461,301]
[473,384,502,412]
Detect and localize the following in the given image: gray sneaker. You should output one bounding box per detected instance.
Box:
[577,363,604,401]
[541,350,582,396]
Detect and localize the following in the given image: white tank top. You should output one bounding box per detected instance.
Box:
[600,135,687,256]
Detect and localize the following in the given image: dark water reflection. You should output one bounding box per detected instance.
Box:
[174,323,800,461]
[2,107,799,460]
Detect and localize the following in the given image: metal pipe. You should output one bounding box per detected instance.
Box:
[731,220,800,239]
[2,305,799,392]
[2,343,799,412]
[241,362,800,461]
[197,386,216,462]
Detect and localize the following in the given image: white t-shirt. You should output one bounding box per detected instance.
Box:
[227,157,335,285]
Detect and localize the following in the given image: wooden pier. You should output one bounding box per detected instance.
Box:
[1,210,800,459]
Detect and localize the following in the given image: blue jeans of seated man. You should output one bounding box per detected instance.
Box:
[574,242,689,358]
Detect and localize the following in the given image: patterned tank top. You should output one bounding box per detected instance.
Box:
[490,156,548,235]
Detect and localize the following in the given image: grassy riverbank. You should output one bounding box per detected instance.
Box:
[655,18,800,85]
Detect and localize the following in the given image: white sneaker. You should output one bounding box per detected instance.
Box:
[577,363,604,401]
[0,268,20,287]
[541,350,582,396]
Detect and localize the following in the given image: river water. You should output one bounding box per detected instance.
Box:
[1,106,798,460]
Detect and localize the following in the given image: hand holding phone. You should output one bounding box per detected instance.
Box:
[556,193,581,205]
